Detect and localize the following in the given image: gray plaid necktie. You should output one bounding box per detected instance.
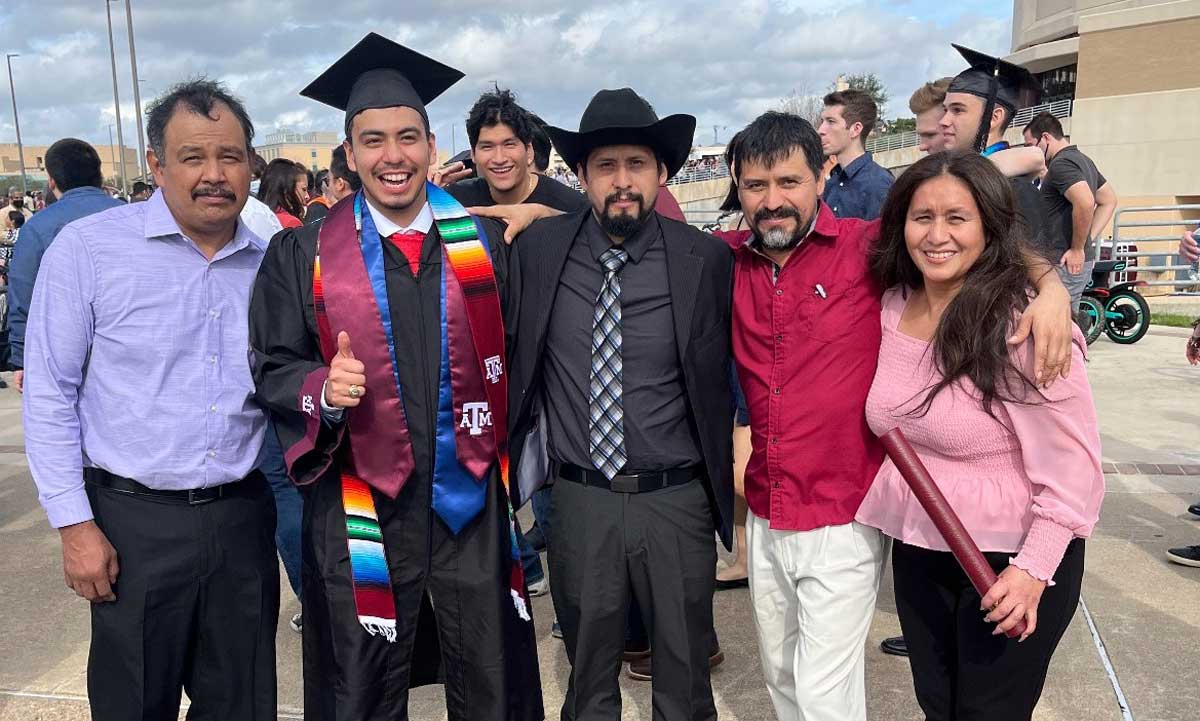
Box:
[589,247,630,480]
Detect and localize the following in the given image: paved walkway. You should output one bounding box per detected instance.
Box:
[0,326,1197,720]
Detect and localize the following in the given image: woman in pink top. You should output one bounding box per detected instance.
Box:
[855,151,1104,721]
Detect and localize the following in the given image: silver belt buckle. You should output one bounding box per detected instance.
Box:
[610,474,641,493]
[187,488,217,505]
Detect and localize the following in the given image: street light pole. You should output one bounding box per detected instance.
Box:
[105,0,129,196]
[5,53,27,195]
[107,124,117,185]
[124,0,146,181]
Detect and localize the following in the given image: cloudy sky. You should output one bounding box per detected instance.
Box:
[0,0,1012,152]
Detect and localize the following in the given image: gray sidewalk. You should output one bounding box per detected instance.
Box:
[0,326,1197,720]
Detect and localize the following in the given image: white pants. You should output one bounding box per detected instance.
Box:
[746,511,886,721]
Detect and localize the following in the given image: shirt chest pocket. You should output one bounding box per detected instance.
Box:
[792,278,857,344]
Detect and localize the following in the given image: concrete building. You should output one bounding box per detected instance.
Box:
[255,129,340,173]
[0,142,141,188]
[873,0,1200,292]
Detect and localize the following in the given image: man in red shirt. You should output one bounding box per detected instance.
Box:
[714,112,1073,721]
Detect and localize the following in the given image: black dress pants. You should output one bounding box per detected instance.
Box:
[85,473,280,721]
[548,476,717,721]
[301,469,542,721]
[892,538,1085,721]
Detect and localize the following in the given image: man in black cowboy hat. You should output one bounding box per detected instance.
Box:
[507,87,734,721]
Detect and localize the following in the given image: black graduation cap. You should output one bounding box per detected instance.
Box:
[300,33,464,135]
[947,44,1041,114]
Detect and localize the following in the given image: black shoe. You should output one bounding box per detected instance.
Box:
[622,637,651,663]
[1166,545,1200,567]
[0,379,7,389]
[1188,504,1200,518]
[880,636,909,657]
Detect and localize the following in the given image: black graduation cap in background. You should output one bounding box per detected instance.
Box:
[948,44,1041,112]
[300,33,464,135]
[947,44,1041,151]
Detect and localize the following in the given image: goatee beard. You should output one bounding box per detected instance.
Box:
[753,206,809,250]
[600,191,649,238]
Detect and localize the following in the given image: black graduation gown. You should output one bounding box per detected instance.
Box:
[249,212,543,721]
[1011,176,1053,258]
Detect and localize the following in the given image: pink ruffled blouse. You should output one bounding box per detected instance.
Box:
[855,287,1105,583]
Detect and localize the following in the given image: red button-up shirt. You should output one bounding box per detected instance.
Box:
[718,202,884,532]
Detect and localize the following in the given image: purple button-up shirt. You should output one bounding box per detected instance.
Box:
[23,190,268,528]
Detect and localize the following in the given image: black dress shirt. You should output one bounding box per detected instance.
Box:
[542,212,702,473]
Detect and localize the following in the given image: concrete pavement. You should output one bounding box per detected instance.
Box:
[0,326,1197,720]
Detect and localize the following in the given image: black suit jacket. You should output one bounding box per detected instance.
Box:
[506,209,735,548]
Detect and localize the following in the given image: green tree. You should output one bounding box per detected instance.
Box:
[883,117,916,135]
[845,73,889,116]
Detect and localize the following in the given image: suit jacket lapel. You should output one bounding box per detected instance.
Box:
[663,219,703,355]
[517,210,586,425]
[530,210,588,354]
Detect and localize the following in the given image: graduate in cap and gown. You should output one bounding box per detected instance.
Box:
[940,44,1053,255]
[249,33,542,721]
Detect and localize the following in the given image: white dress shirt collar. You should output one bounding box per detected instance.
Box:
[364,196,434,236]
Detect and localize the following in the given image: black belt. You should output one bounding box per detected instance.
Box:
[557,463,700,494]
[84,467,243,505]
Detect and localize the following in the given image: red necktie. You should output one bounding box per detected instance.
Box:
[388,230,425,276]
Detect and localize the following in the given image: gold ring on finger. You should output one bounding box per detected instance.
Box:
[348,384,362,399]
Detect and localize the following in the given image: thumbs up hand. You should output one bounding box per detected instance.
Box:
[324,331,368,408]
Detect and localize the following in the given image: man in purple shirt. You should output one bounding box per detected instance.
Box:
[22,79,277,721]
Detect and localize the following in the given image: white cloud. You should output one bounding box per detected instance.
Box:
[0,0,1010,149]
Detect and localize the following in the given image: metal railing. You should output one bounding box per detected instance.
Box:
[866,131,919,153]
[1107,204,1200,294]
[865,98,1074,155]
[1009,99,1073,129]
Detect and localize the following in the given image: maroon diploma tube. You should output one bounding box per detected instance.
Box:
[879,428,1026,639]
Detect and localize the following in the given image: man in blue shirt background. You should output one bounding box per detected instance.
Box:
[8,138,122,392]
[818,89,895,220]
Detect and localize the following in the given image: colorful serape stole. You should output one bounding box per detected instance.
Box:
[341,476,397,641]
[311,186,531,639]
[428,183,529,621]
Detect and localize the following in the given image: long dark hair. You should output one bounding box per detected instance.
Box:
[257,159,306,219]
[869,150,1048,417]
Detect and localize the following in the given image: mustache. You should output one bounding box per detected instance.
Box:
[192,185,235,201]
[604,191,644,209]
[753,206,802,225]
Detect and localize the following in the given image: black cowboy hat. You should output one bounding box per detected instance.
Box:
[545,88,696,179]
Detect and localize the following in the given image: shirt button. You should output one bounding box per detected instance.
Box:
[771,437,778,445]
[209,355,217,364]
[775,288,783,296]
[839,182,844,187]
[775,335,783,342]
[207,450,216,458]
[210,404,217,412]
[773,387,781,395]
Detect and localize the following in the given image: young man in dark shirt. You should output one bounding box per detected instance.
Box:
[1023,112,1117,313]
[818,89,894,220]
[447,88,588,213]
